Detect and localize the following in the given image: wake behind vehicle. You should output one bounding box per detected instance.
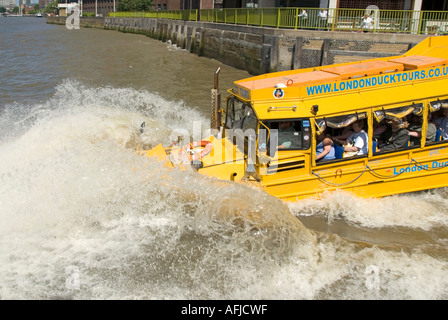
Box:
[142,35,448,202]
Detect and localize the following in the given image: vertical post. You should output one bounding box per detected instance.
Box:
[277,8,281,28]
[332,8,337,32]
[294,7,298,29]
[321,38,331,66]
[242,134,261,182]
[416,10,423,34]
[373,8,379,33]
[293,37,303,70]
[260,44,271,74]
[211,67,221,130]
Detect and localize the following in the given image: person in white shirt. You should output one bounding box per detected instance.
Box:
[318,9,328,30]
[297,9,308,28]
[333,120,368,157]
[361,14,373,32]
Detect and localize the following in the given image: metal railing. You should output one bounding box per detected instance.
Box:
[110,10,198,21]
[109,8,448,35]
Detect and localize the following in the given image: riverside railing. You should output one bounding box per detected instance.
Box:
[109,8,448,35]
[110,10,198,21]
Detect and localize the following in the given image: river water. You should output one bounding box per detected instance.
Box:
[0,17,447,301]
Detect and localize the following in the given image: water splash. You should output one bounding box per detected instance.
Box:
[0,80,316,299]
[0,80,447,300]
[289,189,448,230]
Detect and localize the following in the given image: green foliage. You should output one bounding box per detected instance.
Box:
[0,7,6,13]
[44,1,58,13]
[117,0,153,12]
[28,5,40,14]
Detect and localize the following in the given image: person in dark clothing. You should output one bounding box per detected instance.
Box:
[377,118,409,152]
[408,114,437,146]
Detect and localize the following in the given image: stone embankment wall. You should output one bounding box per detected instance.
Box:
[47,16,429,75]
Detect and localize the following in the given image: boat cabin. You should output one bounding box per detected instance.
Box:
[204,36,448,201]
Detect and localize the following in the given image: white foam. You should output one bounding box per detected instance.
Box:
[289,189,448,230]
[0,80,447,300]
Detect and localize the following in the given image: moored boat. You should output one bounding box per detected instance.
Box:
[142,35,448,202]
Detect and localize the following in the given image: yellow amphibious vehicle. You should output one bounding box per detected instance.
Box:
[144,35,448,202]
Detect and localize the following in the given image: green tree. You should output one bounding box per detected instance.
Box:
[28,4,40,14]
[0,7,6,13]
[118,0,153,12]
[44,1,58,14]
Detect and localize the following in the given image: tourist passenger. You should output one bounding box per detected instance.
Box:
[315,130,335,162]
[434,108,448,140]
[332,126,353,141]
[333,120,368,157]
[377,118,409,152]
[373,120,387,140]
[277,121,297,149]
[408,114,437,146]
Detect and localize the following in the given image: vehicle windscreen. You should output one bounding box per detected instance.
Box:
[225,97,257,132]
[261,119,311,152]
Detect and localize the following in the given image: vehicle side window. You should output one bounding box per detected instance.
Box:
[373,104,421,153]
[226,97,247,129]
[408,111,437,146]
[430,99,448,143]
[263,119,310,152]
[315,112,368,161]
[225,98,259,154]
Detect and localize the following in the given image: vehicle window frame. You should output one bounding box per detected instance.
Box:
[261,118,311,152]
[225,97,259,155]
[429,98,448,145]
[314,111,370,164]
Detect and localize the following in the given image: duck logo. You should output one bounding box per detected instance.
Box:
[273,88,284,99]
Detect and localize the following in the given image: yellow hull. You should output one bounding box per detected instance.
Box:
[261,146,448,201]
[144,138,448,202]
